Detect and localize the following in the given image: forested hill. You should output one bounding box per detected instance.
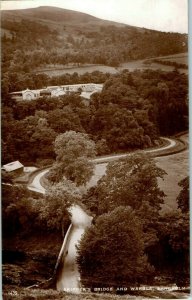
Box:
[1,6,187,76]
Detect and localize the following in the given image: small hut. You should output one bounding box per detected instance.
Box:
[2,161,24,176]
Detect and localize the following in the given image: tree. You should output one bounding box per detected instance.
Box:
[47,131,96,186]
[77,206,154,290]
[176,176,189,213]
[39,180,80,234]
[147,210,189,287]
[83,153,166,219]
[30,117,57,159]
[82,153,166,250]
[146,176,190,287]
[47,107,84,134]
[96,139,110,155]
[2,184,42,237]
[90,104,145,151]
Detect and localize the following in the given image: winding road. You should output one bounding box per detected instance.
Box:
[28,169,49,194]
[92,137,176,163]
[28,137,178,194]
[27,135,187,293]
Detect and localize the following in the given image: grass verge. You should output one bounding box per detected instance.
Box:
[3,286,190,300]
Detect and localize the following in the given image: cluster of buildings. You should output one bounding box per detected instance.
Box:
[10,83,103,101]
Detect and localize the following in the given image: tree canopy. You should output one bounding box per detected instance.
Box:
[82,153,166,220]
[41,179,80,234]
[176,176,189,213]
[47,131,96,186]
[77,206,154,290]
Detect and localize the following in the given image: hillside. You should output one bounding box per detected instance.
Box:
[1,6,126,28]
[1,6,188,95]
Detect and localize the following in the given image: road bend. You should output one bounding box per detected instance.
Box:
[27,135,186,293]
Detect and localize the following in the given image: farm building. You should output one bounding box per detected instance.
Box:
[10,83,103,101]
[2,160,24,176]
[10,89,40,101]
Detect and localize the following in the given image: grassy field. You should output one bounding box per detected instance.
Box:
[34,53,188,76]
[34,60,176,76]
[121,52,188,74]
[155,133,189,213]
[34,52,188,76]
[35,64,118,76]
[157,52,188,64]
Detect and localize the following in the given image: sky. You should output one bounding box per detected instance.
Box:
[0,0,188,33]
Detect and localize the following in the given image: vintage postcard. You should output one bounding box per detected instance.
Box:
[1,0,189,299]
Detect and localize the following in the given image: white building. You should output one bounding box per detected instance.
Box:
[2,160,24,175]
[10,83,103,101]
[10,89,40,101]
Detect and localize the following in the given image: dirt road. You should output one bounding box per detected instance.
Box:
[56,205,92,293]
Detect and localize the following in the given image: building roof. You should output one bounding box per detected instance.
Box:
[10,89,35,95]
[23,89,36,95]
[3,161,24,172]
[10,91,23,95]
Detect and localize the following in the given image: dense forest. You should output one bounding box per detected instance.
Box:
[1,6,187,95]
[2,69,188,165]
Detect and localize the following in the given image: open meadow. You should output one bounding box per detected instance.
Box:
[155,133,189,213]
[156,52,188,64]
[156,158,188,211]
[34,64,118,76]
[34,52,188,76]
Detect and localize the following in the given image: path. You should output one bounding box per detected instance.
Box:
[28,169,49,194]
[92,137,176,163]
[56,205,92,293]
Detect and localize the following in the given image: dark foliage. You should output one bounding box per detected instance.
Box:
[176,176,189,213]
[2,69,188,164]
[2,184,70,237]
[77,207,154,290]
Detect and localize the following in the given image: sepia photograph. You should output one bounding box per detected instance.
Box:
[1,0,189,299]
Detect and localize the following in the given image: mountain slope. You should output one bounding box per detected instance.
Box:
[1,6,188,89]
[1,6,126,30]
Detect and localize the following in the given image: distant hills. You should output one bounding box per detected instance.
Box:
[1,6,188,86]
[1,6,126,30]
